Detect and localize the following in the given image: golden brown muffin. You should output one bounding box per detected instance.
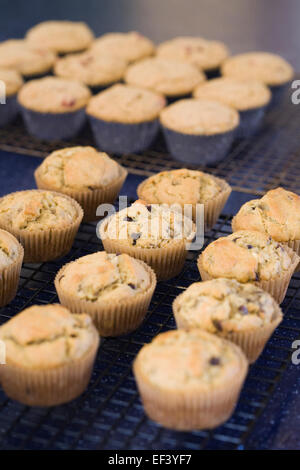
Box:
[0,68,23,96]
[55,251,156,336]
[173,278,283,362]
[133,329,248,430]
[0,304,99,406]
[0,229,23,307]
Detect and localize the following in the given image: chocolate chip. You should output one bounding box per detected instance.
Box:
[247,244,253,249]
[146,205,152,212]
[239,305,249,315]
[212,319,223,332]
[128,283,136,290]
[209,357,221,366]
[124,216,134,222]
[131,232,141,245]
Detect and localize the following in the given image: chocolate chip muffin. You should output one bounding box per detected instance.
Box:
[55,251,156,336]
[173,278,283,362]
[0,304,99,406]
[34,146,127,222]
[0,229,24,307]
[198,230,299,303]
[133,329,248,430]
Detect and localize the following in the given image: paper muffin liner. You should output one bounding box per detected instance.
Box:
[237,106,267,139]
[0,232,24,307]
[88,115,160,155]
[0,190,83,263]
[161,125,236,166]
[0,95,19,127]
[35,166,128,223]
[0,333,99,407]
[269,82,290,108]
[133,339,248,430]
[19,104,87,141]
[55,259,156,337]
[198,246,300,304]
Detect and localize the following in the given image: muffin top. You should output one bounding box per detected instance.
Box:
[232,187,300,242]
[0,39,56,77]
[0,68,23,96]
[18,77,91,113]
[26,21,94,54]
[221,52,294,86]
[35,146,124,191]
[160,98,239,135]
[156,36,229,71]
[90,31,155,63]
[57,251,152,302]
[0,190,81,232]
[134,329,247,392]
[0,229,23,269]
[125,57,206,97]
[54,51,127,87]
[102,199,195,248]
[138,169,222,206]
[174,278,281,332]
[87,84,166,124]
[0,304,98,369]
[201,230,292,282]
[193,77,271,111]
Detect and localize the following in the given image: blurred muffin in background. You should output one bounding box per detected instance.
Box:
[0,68,23,126]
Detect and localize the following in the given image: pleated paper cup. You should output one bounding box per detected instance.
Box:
[137,175,232,231]
[133,338,248,431]
[55,259,156,337]
[0,332,99,407]
[0,190,83,263]
[287,239,300,271]
[34,166,128,222]
[0,231,24,307]
[198,246,300,304]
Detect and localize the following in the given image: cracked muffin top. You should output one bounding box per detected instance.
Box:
[54,51,127,87]
[0,39,56,77]
[26,21,94,54]
[35,146,124,191]
[57,252,152,302]
[0,68,23,96]
[200,230,293,282]
[125,57,206,97]
[137,169,222,206]
[160,98,239,135]
[91,31,154,63]
[134,329,247,391]
[193,77,271,111]
[156,36,229,71]
[0,304,99,369]
[0,190,81,232]
[221,52,294,86]
[232,188,300,242]
[102,200,195,248]
[174,278,282,333]
[18,77,91,113]
[87,84,166,124]
[0,229,23,269]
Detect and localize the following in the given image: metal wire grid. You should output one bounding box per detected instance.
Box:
[0,215,299,450]
[0,89,299,196]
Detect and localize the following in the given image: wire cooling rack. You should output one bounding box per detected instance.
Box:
[0,87,299,196]
[0,215,299,450]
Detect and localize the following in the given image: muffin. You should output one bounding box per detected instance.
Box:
[133,329,248,430]
[160,98,239,165]
[194,77,271,138]
[125,57,206,99]
[0,229,24,307]
[90,31,154,63]
[26,21,94,54]
[221,52,294,106]
[54,51,127,90]
[55,251,156,336]
[87,84,166,154]
[0,190,83,263]
[156,36,229,77]
[0,39,56,77]
[198,230,299,304]
[173,278,283,363]
[137,169,231,230]
[0,304,99,406]
[18,77,91,141]
[232,187,300,263]
[0,68,23,127]
[34,146,127,222]
[99,199,196,280]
